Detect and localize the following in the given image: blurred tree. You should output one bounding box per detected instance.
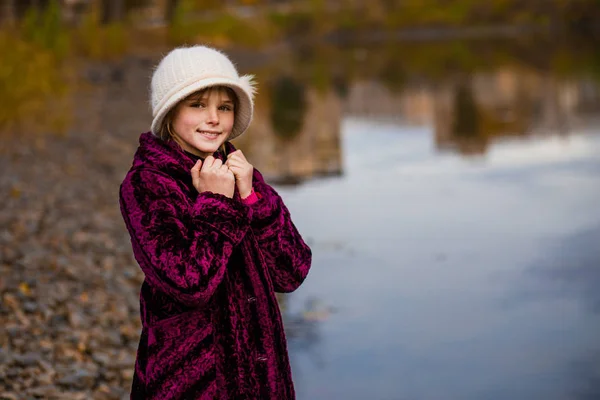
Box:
[0,0,14,23]
[378,48,407,92]
[452,82,480,139]
[269,76,307,141]
[20,0,69,59]
[562,0,600,38]
[332,74,349,99]
[165,0,180,23]
[97,0,155,24]
[100,0,124,24]
[15,0,51,19]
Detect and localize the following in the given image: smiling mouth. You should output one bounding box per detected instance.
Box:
[197,130,221,139]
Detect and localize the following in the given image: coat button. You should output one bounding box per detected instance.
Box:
[247,297,257,302]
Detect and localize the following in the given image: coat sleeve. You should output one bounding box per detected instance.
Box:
[250,168,312,293]
[119,168,252,308]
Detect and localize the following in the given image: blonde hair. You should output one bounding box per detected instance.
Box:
[157,85,239,156]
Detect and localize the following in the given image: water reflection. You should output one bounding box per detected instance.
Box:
[270,76,307,141]
[434,70,600,155]
[236,46,600,183]
[235,73,344,185]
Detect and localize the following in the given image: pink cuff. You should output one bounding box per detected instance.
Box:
[241,188,261,205]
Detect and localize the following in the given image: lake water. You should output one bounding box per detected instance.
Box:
[264,42,600,400]
[281,118,600,400]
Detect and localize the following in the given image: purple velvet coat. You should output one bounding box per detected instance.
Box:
[119,132,312,399]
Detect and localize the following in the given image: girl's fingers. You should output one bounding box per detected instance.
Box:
[226,156,250,168]
[225,159,242,169]
[191,160,202,179]
[191,160,202,187]
[211,158,223,169]
[191,159,202,173]
[201,156,214,171]
[226,164,240,177]
[227,150,247,162]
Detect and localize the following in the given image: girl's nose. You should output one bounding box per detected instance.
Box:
[207,107,219,124]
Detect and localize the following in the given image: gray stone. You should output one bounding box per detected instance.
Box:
[57,369,97,389]
[13,352,41,367]
[22,302,38,313]
[26,385,61,398]
[92,352,112,367]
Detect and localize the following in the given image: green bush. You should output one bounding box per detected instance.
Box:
[0,31,70,135]
[169,4,269,48]
[76,7,129,60]
[20,0,70,60]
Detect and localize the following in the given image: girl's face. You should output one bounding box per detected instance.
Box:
[170,87,235,158]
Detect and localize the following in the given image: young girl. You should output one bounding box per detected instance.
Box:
[119,45,312,399]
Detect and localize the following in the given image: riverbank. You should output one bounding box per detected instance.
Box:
[0,56,148,398]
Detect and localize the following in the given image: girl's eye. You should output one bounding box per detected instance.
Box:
[219,105,233,111]
[190,103,205,108]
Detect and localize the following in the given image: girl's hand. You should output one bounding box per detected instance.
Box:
[191,155,235,198]
[225,150,254,198]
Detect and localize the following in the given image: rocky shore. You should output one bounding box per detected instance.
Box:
[0,55,156,400]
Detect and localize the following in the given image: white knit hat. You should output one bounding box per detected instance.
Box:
[150,45,256,140]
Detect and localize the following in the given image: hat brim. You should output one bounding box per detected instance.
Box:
[151,76,253,141]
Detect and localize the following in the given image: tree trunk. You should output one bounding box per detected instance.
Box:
[0,0,14,23]
[100,0,124,24]
[165,0,180,24]
[15,0,50,20]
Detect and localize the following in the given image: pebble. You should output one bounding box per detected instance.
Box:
[56,369,98,390]
[13,352,41,367]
